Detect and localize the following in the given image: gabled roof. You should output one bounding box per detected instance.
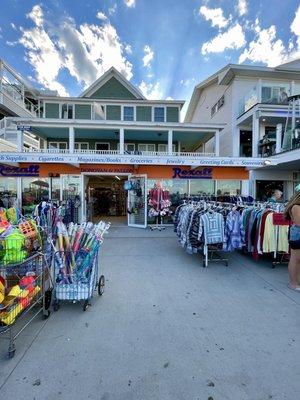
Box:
[185,61,300,121]
[80,67,146,99]
[276,58,300,71]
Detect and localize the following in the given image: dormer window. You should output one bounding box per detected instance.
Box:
[123,106,134,121]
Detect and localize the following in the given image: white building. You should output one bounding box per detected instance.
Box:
[185,59,300,200]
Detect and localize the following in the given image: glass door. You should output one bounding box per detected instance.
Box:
[127,174,147,228]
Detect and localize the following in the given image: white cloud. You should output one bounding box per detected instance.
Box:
[201,23,246,54]
[96,11,108,21]
[124,44,132,54]
[143,45,154,68]
[180,78,195,87]
[109,4,117,15]
[238,21,287,66]
[124,0,136,7]
[18,4,133,95]
[291,5,300,48]
[10,22,17,30]
[139,81,163,100]
[199,6,229,28]
[27,4,43,27]
[237,0,247,16]
[6,41,18,47]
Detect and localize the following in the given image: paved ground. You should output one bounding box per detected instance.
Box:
[0,227,300,400]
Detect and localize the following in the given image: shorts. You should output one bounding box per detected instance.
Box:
[289,225,300,250]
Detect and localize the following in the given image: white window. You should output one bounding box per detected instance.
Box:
[75,142,89,151]
[61,103,74,119]
[95,142,110,151]
[49,142,68,150]
[138,144,156,153]
[94,103,105,120]
[211,95,225,117]
[158,144,176,153]
[154,107,165,122]
[125,143,135,153]
[123,106,134,121]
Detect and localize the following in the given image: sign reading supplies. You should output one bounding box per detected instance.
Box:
[0,164,39,177]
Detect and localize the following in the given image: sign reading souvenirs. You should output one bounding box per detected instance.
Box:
[0,164,39,177]
[172,167,212,179]
[0,153,274,168]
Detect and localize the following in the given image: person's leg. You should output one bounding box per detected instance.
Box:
[288,248,300,288]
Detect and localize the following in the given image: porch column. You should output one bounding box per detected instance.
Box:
[252,112,259,157]
[69,126,75,153]
[119,128,124,154]
[232,126,240,157]
[257,78,262,102]
[17,130,24,152]
[168,130,173,155]
[276,123,283,153]
[214,130,220,156]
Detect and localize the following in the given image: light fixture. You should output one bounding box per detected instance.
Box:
[262,118,266,122]
[297,120,300,123]
[115,176,121,180]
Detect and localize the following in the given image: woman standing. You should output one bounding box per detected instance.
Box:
[285,192,300,291]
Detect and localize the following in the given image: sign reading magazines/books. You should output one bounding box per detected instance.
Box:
[0,153,271,168]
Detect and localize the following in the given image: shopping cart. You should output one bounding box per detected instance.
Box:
[0,253,51,358]
[53,247,105,312]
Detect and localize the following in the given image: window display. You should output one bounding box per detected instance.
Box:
[216,180,241,196]
[22,178,49,208]
[190,180,215,196]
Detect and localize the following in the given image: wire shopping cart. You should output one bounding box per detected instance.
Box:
[53,247,105,311]
[0,253,51,358]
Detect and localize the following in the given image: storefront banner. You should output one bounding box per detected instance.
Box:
[0,152,274,168]
[81,166,134,174]
[172,167,212,179]
[0,164,39,177]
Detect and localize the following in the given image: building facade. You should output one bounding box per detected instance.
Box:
[0,59,271,225]
[185,59,300,201]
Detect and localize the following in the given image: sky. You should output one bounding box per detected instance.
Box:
[0,0,300,115]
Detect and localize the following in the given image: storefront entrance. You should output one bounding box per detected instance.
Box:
[85,174,128,226]
[256,180,284,201]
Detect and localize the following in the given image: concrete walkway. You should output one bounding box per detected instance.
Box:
[0,227,299,400]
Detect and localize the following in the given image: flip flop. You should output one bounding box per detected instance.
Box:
[287,284,300,292]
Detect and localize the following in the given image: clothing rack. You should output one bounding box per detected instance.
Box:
[174,199,289,269]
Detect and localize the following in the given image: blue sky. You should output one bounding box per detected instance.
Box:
[0,0,300,109]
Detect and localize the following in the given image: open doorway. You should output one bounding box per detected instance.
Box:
[256,180,284,201]
[85,175,128,226]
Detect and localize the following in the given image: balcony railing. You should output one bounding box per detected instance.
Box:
[238,82,294,117]
[0,76,39,117]
[17,148,215,157]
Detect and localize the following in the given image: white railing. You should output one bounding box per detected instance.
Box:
[15,148,216,157]
[75,149,119,155]
[23,148,70,154]
[1,76,39,117]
